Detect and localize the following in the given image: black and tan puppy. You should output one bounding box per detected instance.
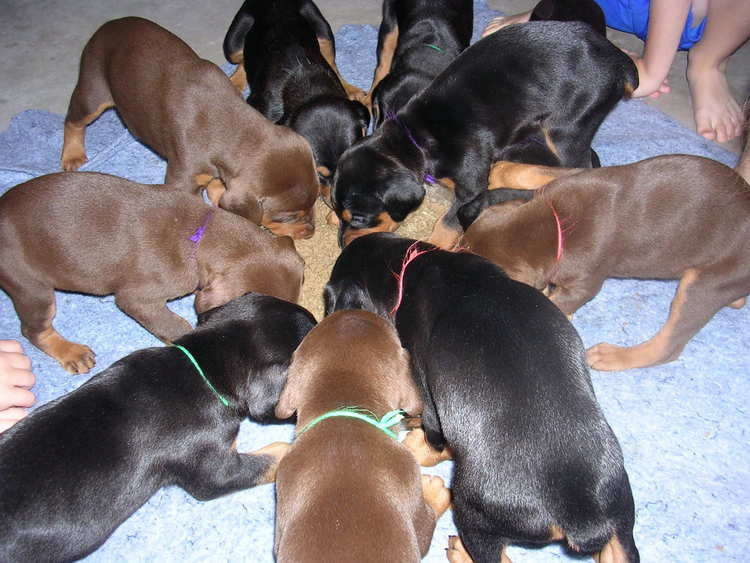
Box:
[223,0,370,190]
[463,153,750,371]
[61,17,318,238]
[332,21,637,247]
[0,292,316,562]
[324,233,638,562]
[274,309,451,562]
[367,0,473,126]
[0,172,304,374]
[529,0,605,35]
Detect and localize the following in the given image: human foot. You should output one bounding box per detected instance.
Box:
[481,11,532,37]
[0,340,36,433]
[687,61,743,142]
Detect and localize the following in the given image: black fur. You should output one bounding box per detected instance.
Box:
[530,0,606,36]
[223,0,369,185]
[370,0,473,126]
[324,233,639,562]
[332,21,637,242]
[0,293,316,562]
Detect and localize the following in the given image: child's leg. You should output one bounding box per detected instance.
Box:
[482,10,533,37]
[0,340,36,433]
[687,0,750,142]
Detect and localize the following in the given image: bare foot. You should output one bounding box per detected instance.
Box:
[481,12,532,37]
[0,340,36,433]
[687,60,743,142]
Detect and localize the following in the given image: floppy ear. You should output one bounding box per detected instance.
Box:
[381,169,426,222]
[396,347,423,416]
[219,183,264,224]
[194,277,236,314]
[324,279,377,316]
[275,352,302,420]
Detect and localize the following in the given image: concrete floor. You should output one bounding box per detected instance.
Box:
[1,0,747,153]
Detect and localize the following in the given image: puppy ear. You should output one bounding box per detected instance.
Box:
[381,170,426,222]
[219,184,264,225]
[397,347,423,416]
[194,278,235,314]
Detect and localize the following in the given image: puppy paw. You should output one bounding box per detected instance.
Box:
[60,150,88,172]
[421,474,451,517]
[403,428,452,467]
[248,441,291,485]
[446,536,474,563]
[58,343,96,374]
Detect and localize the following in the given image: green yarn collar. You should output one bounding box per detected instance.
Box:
[297,407,406,439]
[173,344,230,408]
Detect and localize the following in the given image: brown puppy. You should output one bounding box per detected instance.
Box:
[274,310,451,562]
[60,17,318,239]
[0,172,304,374]
[462,155,750,371]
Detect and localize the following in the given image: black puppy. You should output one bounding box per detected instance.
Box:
[324,233,639,562]
[368,0,473,126]
[529,0,606,35]
[0,293,316,562]
[224,0,370,189]
[332,21,637,248]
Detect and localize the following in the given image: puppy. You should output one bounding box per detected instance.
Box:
[274,309,451,562]
[463,153,750,371]
[223,0,370,191]
[324,233,639,562]
[368,0,473,126]
[331,21,637,247]
[0,292,316,562]
[0,172,304,374]
[529,0,606,35]
[61,16,318,239]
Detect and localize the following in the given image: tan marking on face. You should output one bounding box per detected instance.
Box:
[341,211,399,246]
[542,128,560,159]
[316,165,332,180]
[368,27,399,96]
[263,209,315,239]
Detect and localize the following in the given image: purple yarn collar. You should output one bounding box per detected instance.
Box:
[190,209,215,246]
[386,111,435,185]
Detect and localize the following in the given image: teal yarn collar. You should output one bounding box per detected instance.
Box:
[297,407,406,439]
[172,344,230,408]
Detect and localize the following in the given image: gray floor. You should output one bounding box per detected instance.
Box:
[1,0,747,153]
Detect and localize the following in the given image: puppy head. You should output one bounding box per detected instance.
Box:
[332,143,426,247]
[194,234,304,313]
[233,127,320,239]
[285,97,371,190]
[275,309,421,421]
[529,0,606,36]
[196,292,317,421]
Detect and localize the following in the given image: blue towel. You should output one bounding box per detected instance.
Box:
[0,1,747,561]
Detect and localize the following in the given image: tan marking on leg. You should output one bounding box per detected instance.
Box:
[729,296,746,309]
[403,428,452,467]
[227,50,243,65]
[34,327,96,375]
[549,525,566,541]
[61,101,114,171]
[501,547,513,563]
[229,63,248,94]
[488,161,570,190]
[446,536,474,563]
[205,178,226,205]
[194,173,214,187]
[587,269,700,371]
[593,534,629,563]
[247,441,291,485]
[318,37,367,103]
[368,27,399,97]
[421,474,451,518]
[542,128,560,160]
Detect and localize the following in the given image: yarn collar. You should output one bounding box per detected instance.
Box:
[297,407,406,440]
[173,344,230,408]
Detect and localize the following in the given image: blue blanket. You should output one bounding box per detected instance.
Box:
[0,1,747,561]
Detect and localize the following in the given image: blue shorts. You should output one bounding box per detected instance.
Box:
[594,0,707,50]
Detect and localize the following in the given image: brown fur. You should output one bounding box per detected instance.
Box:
[274,310,449,562]
[463,155,750,370]
[60,17,319,239]
[0,172,304,374]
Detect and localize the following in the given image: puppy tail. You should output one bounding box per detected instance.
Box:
[223,9,255,63]
[735,98,750,183]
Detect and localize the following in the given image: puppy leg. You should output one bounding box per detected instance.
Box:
[367,0,398,103]
[317,37,367,104]
[447,536,512,563]
[549,277,606,317]
[403,428,452,467]
[488,161,581,191]
[421,474,451,518]
[593,534,634,563]
[6,282,95,374]
[179,442,291,500]
[114,290,193,343]
[428,201,463,250]
[587,267,749,370]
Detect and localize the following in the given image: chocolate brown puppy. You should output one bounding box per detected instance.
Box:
[0,172,304,374]
[463,154,750,371]
[60,17,318,239]
[274,310,451,562]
